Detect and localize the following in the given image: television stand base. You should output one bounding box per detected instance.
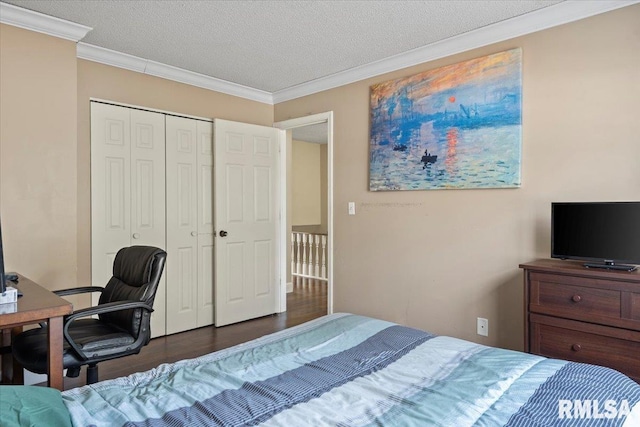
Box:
[583,262,637,272]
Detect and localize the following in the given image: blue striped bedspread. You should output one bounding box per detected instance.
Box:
[61,313,640,426]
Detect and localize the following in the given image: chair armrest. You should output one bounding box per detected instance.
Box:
[63,301,154,361]
[54,286,105,297]
[39,287,105,327]
[65,300,153,322]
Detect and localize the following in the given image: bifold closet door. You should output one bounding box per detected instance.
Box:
[196,121,215,328]
[129,108,167,337]
[90,102,167,337]
[165,116,214,334]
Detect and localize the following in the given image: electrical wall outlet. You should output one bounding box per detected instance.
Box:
[477,317,489,337]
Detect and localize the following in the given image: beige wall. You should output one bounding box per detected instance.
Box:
[275,6,640,350]
[76,60,273,300]
[292,139,322,226]
[0,24,78,290]
[291,140,328,235]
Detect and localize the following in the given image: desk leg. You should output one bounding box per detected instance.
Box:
[9,327,24,384]
[1,328,12,383]
[47,316,64,390]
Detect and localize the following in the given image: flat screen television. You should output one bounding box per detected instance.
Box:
[0,217,6,295]
[551,202,640,271]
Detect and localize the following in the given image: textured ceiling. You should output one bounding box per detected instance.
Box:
[2,0,563,93]
[292,123,328,144]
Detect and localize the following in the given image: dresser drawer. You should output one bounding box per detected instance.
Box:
[530,315,640,382]
[529,272,622,325]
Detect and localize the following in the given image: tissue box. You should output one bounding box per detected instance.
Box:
[0,301,17,314]
[0,286,18,304]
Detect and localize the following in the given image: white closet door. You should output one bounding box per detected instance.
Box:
[91,103,167,337]
[130,109,166,337]
[214,119,283,327]
[91,103,131,291]
[196,121,215,327]
[166,116,199,334]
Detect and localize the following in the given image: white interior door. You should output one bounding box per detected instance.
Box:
[165,115,199,334]
[214,119,283,326]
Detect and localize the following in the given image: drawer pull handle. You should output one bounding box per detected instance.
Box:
[571,295,582,303]
[572,344,582,352]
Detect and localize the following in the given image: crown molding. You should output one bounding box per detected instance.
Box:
[77,43,146,73]
[0,2,91,41]
[77,42,274,105]
[272,0,639,104]
[143,59,273,105]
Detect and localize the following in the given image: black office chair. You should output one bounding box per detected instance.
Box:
[12,246,166,385]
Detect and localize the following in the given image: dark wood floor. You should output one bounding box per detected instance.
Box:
[61,277,327,390]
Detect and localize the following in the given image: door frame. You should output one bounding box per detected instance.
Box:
[274,112,334,315]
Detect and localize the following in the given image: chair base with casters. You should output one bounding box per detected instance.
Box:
[12,246,166,386]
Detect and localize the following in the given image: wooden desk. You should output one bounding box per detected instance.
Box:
[0,275,73,390]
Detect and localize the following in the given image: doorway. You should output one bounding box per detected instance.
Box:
[274,112,334,316]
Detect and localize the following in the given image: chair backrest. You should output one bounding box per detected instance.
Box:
[98,246,167,338]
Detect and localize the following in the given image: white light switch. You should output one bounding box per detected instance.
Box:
[348,202,356,215]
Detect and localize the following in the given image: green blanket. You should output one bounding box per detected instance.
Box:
[0,386,72,427]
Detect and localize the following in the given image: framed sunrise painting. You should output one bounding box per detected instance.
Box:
[369,48,522,191]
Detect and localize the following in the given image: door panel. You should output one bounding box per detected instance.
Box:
[177,246,195,310]
[134,160,153,228]
[254,166,272,221]
[214,119,283,326]
[196,121,214,327]
[91,103,167,337]
[166,116,198,334]
[198,242,214,323]
[254,240,272,296]
[105,158,127,229]
[226,165,244,221]
[91,103,131,291]
[226,242,245,302]
[130,109,166,337]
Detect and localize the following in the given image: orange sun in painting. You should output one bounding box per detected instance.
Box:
[449,96,456,103]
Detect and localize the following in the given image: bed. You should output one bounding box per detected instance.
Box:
[2,313,640,426]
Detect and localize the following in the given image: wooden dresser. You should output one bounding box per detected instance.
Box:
[520,259,640,382]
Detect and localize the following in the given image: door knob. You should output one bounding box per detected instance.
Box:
[191,231,198,237]
[219,230,228,237]
[132,233,140,239]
